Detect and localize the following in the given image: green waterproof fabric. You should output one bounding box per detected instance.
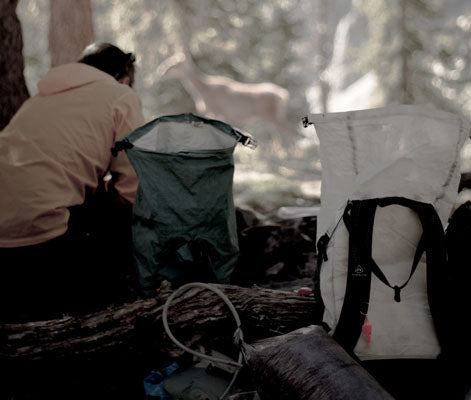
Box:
[116,114,244,297]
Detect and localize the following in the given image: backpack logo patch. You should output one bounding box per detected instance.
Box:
[353,264,367,277]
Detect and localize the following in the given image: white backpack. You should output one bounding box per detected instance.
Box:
[305,104,469,360]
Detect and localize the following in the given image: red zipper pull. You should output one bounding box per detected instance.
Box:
[362,317,372,343]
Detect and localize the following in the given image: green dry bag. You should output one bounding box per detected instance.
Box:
[114,113,255,296]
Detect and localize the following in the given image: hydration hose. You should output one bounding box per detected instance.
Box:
[162,282,247,399]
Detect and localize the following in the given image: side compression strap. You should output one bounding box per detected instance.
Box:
[332,197,447,355]
[313,233,329,323]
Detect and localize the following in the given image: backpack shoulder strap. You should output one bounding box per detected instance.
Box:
[333,197,447,354]
[332,200,376,352]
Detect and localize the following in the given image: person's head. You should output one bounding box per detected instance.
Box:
[78,42,136,87]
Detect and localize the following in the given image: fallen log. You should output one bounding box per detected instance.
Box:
[0,283,317,361]
[245,325,394,400]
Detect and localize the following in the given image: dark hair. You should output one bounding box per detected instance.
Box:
[78,42,136,87]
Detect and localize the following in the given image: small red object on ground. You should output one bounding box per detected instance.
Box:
[296,287,313,296]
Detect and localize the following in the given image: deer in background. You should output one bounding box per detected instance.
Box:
[157,52,296,149]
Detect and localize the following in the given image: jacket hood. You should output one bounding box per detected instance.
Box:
[37,63,115,96]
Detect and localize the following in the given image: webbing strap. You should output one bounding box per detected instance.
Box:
[332,197,447,355]
[332,200,375,351]
[312,233,329,323]
[367,236,424,302]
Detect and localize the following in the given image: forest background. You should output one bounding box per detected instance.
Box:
[12,0,471,212]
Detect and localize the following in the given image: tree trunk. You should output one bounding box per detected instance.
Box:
[315,0,331,113]
[49,0,94,67]
[0,283,317,361]
[0,0,30,130]
[399,0,414,104]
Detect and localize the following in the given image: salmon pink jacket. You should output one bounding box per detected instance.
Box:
[0,63,146,247]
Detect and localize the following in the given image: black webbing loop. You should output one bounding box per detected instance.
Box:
[111,139,133,157]
[317,233,330,263]
[312,233,330,324]
[313,211,347,326]
[393,286,401,302]
[235,130,257,149]
[332,197,447,354]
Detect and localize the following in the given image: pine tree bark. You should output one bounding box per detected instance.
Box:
[0,0,30,130]
[49,0,94,67]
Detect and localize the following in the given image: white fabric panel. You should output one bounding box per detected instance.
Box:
[310,104,469,238]
[133,121,236,153]
[311,104,470,360]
